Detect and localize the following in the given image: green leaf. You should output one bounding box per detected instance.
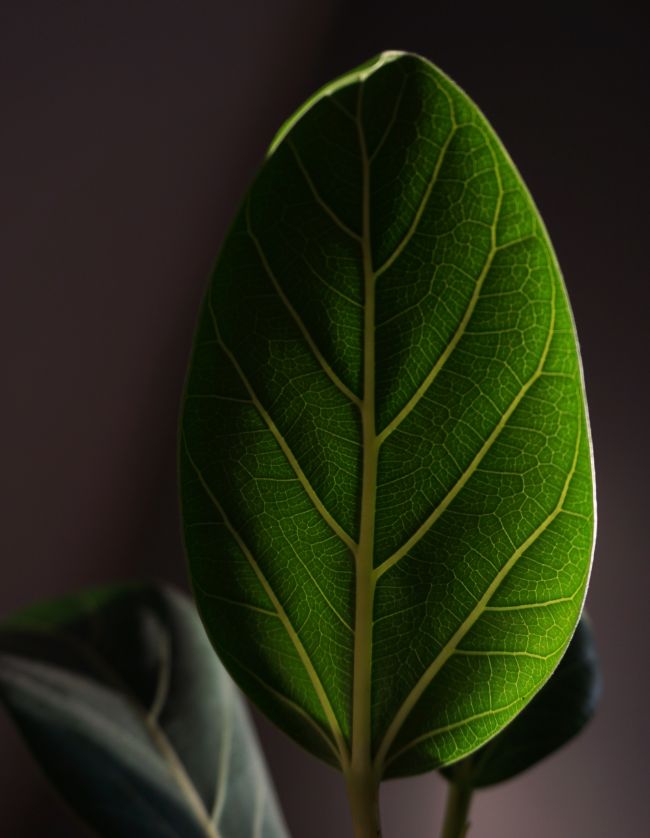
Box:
[441,615,600,788]
[180,51,595,780]
[0,584,288,838]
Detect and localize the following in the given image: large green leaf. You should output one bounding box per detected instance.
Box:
[0,584,288,838]
[441,615,600,788]
[180,51,595,781]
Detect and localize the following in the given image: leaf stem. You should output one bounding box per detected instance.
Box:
[346,768,382,838]
[440,762,474,838]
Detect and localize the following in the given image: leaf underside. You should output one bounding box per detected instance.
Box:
[0,584,288,838]
[181,51,595,778]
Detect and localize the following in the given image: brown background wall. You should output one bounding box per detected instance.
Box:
[1,2,647,835]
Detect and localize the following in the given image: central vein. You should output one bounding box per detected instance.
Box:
[350,85,378,788]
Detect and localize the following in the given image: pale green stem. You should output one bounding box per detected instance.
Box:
[440,762,474,838]
[346,769,382,838]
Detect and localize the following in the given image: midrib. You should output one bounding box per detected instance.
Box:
[350,86,378,787]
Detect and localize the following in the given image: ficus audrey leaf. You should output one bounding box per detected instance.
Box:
[180,50,595,784]
[0,584,288,838]
[441,615,601,788]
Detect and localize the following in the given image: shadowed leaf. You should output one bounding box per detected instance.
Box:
[0,583,288,838]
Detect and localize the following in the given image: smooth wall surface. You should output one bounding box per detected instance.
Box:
[1,2,647,836]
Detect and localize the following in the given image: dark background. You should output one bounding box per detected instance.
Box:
[1,2,647,836]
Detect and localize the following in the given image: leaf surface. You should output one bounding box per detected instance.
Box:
[441,615,600,787]
[180,51,595,777]
[0,584,288,838]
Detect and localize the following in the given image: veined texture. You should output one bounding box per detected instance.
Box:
[180,52,595,777]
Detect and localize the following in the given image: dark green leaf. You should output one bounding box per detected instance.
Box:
[180,51,595,780]
[0,584,288,838]
[442,615,601,787]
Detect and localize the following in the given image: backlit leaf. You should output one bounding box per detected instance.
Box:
[180,51,595,780]
[441,615,601,787]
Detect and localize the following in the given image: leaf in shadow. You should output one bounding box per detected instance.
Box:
[0,583,288,838]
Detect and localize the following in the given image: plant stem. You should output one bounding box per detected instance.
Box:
[346,768,382,838]
[440,774,473,838]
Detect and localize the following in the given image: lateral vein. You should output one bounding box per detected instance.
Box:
[284,535,354,633]
[383,689,535,771]
[221,649,341,764]
[484,588,581,612]
[369,74,406,163]
[206,291,357,555]
[192,586,278,618]
[58,637,221,838]
[183,436,349,769]
[377,142,505,445]
[246,201,361,410]
[374,273,557,579]
[453,647,563,661]
[210,681,233,826]
[146,628,171,725]
[373,415,582,773]
[286,138,362,243]
[374,92,457,280]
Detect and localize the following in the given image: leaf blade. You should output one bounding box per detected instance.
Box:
[441,615,601,787]
[181,51,595,779]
